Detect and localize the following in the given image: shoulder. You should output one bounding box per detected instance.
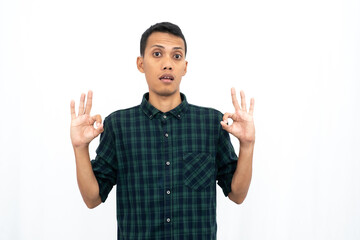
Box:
[104,105,141,124]
[188,103,224,120]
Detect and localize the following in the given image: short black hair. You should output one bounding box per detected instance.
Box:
[140,22,187,57]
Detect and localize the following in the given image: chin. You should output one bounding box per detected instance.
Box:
[152,88,179,97]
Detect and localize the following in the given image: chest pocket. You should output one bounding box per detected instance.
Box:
[183,152,215,190]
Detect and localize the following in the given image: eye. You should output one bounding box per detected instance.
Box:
[174,54,182,60]
[153,52,161,57]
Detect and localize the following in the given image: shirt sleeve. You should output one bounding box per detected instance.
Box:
[90,116,118,203]
[216,113,238,197]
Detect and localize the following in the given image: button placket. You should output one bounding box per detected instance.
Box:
[161,113,172,229]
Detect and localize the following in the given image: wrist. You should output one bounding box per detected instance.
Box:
[73,144,89,153]
[73,144,91,164]
[239,140,255,150]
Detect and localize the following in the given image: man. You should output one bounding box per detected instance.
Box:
[70,22,255,239]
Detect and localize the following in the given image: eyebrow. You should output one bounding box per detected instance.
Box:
[151,45,184,51]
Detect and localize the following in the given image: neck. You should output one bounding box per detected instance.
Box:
[148,91,182,113]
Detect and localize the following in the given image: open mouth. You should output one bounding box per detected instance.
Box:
[159,74,174,82]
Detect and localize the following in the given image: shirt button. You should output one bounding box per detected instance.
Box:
[166,190,171,195]
[166,161,170,166]
[166,218,171,223]
[163,115,167,119]
[165,133,169,138]
[178,114,181,118]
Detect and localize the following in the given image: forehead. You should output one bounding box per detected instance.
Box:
[145,32,185,51]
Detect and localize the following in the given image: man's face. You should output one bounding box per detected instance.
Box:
[137,32,188,97]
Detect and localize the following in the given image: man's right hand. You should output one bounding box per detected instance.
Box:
[70,90,104,149]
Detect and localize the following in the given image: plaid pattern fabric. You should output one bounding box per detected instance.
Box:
[91,92,238,240]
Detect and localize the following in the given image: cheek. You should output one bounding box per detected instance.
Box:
[181,63,187,74]
[143,58,155,70]
[145,71,158,84]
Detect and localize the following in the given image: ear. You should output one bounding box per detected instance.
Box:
[137,56,145,73]
[182,60,188,76]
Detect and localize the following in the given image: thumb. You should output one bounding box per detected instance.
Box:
[220,120,231,133]
[93,123,104,138]
[90,114,102,126]
[221,112,233,132]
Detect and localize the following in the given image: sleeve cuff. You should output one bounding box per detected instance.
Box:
[217,176,233,197]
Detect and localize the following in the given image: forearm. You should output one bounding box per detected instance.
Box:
[73,146,101,208]
[229,142,254,204]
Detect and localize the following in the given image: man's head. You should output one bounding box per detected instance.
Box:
[140,22,187,57]
[137,22,188,98]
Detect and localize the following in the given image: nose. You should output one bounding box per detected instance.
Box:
[162,57,173,70]
[163,66,172,70]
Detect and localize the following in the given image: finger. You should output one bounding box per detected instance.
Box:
[240,90,247,112]
[70,100,76,120]
[231,87,241,111]
[222,112,233,124]
[78,93,85,116]
[93,123,104,137]
[220,120,231,133]
[85,90,93,115]
[249,98,255,115]
[90,114,102,127]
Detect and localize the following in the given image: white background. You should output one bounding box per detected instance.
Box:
[1,0,359,239]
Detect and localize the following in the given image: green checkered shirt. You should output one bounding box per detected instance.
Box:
[91,92,238,240]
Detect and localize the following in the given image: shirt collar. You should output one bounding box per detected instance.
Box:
[140,92,189,120]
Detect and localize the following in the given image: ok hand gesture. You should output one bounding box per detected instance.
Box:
[220,88,255,147]
[70,91,104,149]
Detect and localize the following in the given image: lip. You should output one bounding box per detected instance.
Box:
[159,73,174,82]
[160,78,173,83]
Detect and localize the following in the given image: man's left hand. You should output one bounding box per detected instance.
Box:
[220,88,255,147]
